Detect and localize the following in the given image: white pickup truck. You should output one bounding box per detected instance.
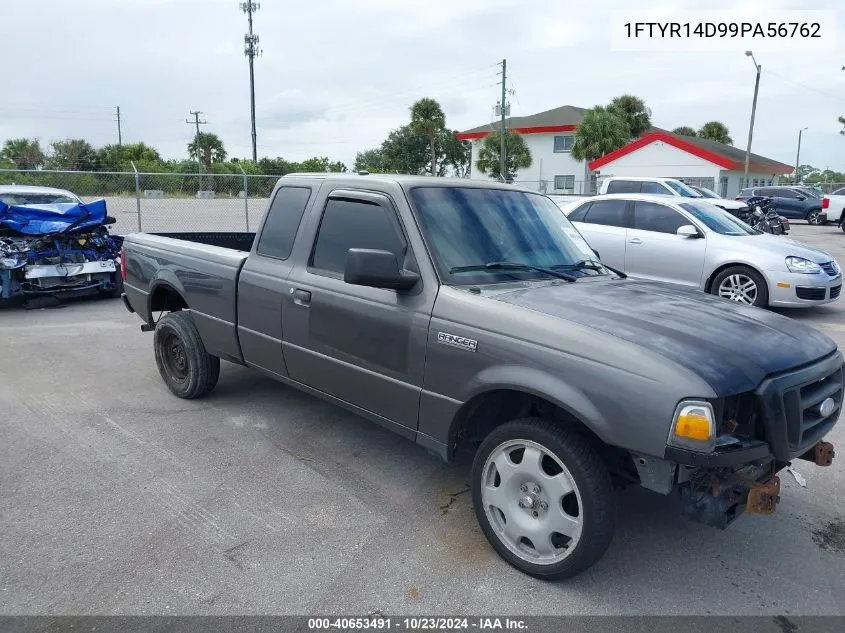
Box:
[598,177,748,213]
[823,187,845,233]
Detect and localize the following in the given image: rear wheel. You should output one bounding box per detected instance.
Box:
[153,311,220,399]
[471,418,616,579]
[806,209,825,225]
[711,266,768,308]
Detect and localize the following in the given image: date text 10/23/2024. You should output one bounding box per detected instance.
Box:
[307,617,528,631]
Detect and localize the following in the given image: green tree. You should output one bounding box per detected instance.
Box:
[439,130,471,178]
[258,156,295,175]
[697,121,733,145]
[570,105,631,162]
[475,131,532,181]
[608,95,652,138]
[354,148,387,173]
[294,156,346,172]
[1,138,45,169]
[188,132,226,168]
[381,124,430,174]
[672,126,698,137]
[47,139,98,170]
[97,143,162,170]
[410,98,446,176]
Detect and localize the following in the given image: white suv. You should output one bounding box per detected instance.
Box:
[598,177,747,212]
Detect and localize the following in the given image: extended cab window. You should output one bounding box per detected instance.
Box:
[311,197,405,275]
[256,186,312,259]
[640,181,670,195]
[582,199,627,227]
[605,180,639,194]
[633,201,687,234]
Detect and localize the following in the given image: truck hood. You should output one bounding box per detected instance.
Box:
[490,278,837,394]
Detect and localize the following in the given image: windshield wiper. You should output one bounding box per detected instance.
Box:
[449,261,577,282]
[552,259,628,279]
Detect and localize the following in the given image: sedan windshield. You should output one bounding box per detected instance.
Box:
[409,186,605,285]
[0,192,78,205]
[679,201,761,236]
[665,180,702,197]
[694,186,720,199]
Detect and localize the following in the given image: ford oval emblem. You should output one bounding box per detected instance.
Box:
[819,397,836,418]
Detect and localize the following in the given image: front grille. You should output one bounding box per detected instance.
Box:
[755,353,844,460]
[783,368,843,452]
[832,285,842,299]
[820,261,839,276]
[796,286,827,300]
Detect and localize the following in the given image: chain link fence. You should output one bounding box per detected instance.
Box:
[0,168,280,234]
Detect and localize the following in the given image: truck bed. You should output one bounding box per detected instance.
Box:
[151,232,255,252]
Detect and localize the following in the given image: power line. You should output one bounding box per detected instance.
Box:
[761,68,845,104]
[240,0,261,162]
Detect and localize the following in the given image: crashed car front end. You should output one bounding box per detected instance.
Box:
[0,199,124,301]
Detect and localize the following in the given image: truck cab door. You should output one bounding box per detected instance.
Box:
[282,188,436,433]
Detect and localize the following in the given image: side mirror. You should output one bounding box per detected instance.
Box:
[344,248,420,291]
[677,225,701,238]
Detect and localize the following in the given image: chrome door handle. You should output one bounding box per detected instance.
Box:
[629,238,643,244]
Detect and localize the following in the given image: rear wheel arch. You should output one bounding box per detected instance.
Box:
[148,281,188,320]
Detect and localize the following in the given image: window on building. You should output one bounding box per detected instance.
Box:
[553,135,574,153]
[554,175,575,192]
[256,186,313,260]
[310,197,405,275]
[719,176,728,197]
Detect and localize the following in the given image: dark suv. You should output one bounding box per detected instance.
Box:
[737,186,826,225]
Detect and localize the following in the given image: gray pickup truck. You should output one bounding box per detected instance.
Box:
[122,174,840,579]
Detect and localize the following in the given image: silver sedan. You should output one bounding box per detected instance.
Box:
[560,193,842,308]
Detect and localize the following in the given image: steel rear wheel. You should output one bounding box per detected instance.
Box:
[711,266,769,308]
[153,311,220,399]
[472,419,615,579]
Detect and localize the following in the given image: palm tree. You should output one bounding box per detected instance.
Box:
[410,98,446,176]
[1,138,45,169]
[608,95,652,138]
[187,132,227,168]
[570,106,631,162]
[475,131,532,181]
[672,126,698,137]
[697,121,733,145]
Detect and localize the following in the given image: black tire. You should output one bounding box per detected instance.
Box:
[471,418,616,580]
[806,209,825,225]
[100,265,124,299]
[709,265,769,308]
[153,311,220,399]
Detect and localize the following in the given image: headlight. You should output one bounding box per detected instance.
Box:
[0,253,27,269]
[668,400,715,453]
[785,256,821,274]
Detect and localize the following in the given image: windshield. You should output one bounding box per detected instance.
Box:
[0,192,78,206]
[409,186,603,285]
[665,180,702,197]
[679,201,762,236]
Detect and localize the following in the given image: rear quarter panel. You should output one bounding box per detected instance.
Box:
[123,234,249,362]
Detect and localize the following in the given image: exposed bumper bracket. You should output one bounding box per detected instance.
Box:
[746,476,781,515]
[797,441,835,467]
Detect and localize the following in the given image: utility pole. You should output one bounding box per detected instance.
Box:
[743,51,761,187]
[498,58,507,182]
[241,1,261,162]
[794,127,807,184]
[186,110,208,189]
[114,106,122,146]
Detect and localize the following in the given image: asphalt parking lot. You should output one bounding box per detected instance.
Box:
[1,222,844,617]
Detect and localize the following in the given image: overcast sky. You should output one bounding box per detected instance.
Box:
[3,0,844,171]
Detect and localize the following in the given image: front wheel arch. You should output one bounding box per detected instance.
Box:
[705,261,768,294]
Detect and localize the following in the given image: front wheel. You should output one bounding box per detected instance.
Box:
[710,266,769,308]
[153,311,220,399]
[806,209,825,225]
[471,418,616,579]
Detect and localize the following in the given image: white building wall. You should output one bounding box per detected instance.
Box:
[592,141,721,182]
[468,132,587,193]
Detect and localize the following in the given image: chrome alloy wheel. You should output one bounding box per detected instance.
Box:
[718,273,758,305]
[480,439,583,565]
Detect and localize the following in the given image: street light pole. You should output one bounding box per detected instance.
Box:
[794,127,807,184]
[743,51,761,187]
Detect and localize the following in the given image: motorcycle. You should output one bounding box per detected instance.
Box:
[738,196,789,235]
